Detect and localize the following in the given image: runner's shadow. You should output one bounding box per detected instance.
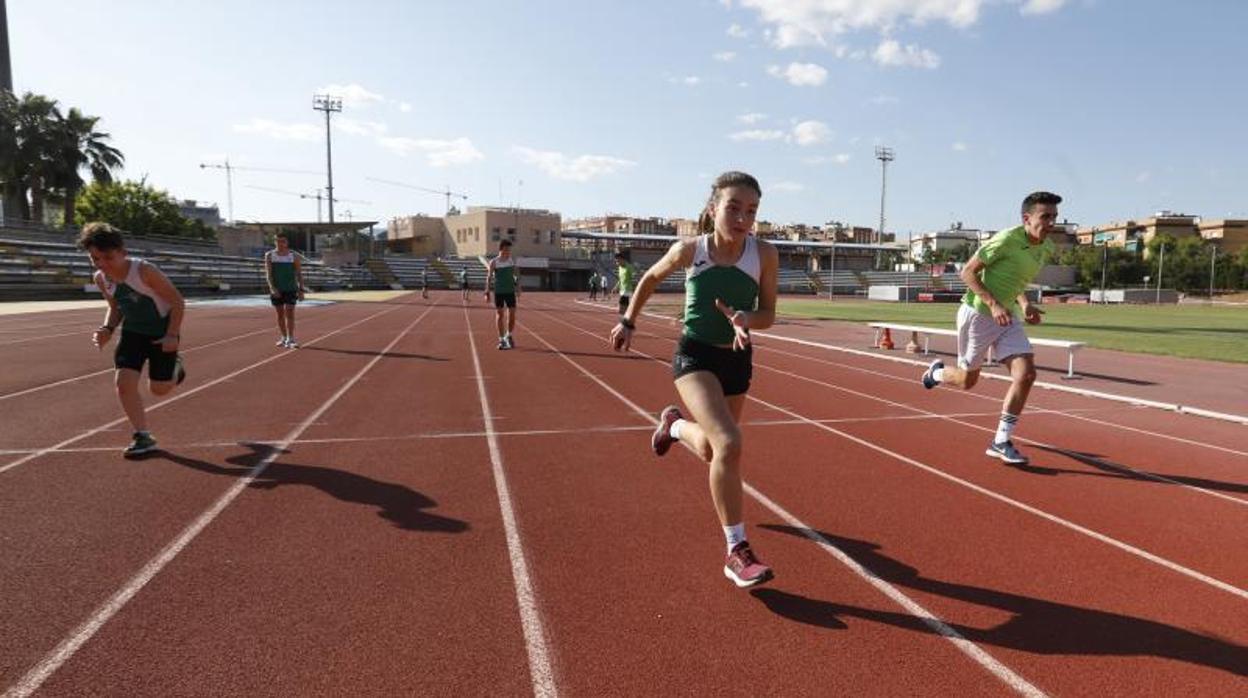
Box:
[756,525,1246,676]
[1024,446,1248,494]
[157,443,469,533]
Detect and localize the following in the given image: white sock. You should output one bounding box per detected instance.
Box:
[724,523,747,552]
[932,367,945,382]
[995,413,1019,444]
[669,418,687,441]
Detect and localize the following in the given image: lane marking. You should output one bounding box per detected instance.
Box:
[3,303,437,698]
[0,304,407,476]
[463,306,558,697]
[541,302,1248,600]
[521,316,1048,697]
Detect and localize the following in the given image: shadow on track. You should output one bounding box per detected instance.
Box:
[753,524,1246,677]
[154,442,469,533]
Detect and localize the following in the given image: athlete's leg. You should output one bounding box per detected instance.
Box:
[675,372,744,527]
[115,368,147,432]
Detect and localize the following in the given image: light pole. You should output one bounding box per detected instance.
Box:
[312,94,342,224]
[1209,245,1217,303]
[198,159,235,223]
[1099,242,1108,304]
[875,146,894,271]
[1155,243,1165,304]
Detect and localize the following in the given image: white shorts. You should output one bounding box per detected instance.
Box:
[956,303,1033,371]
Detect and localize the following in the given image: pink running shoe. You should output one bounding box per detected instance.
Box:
[723,541,774,588]
[651,405,683,456]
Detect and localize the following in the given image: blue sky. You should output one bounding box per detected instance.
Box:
[11,0,1248,235]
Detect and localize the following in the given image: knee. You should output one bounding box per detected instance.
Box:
[708,426,743,463]
[150,381,173,396]
[963,372,980,390]
[1017,367,1037,387]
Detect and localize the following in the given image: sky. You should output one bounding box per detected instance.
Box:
[10,0,1248,235]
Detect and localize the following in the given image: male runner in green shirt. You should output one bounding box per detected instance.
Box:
[265,234,304,348]
[921,191,1061,465]
[611,249,638,315]
[485,239,520,349]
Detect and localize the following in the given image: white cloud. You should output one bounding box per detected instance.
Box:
[334,118,388,137]
[314,83,385,108]
[868,94,900,105]
[1135,170,1151,183]
[399,102,412,113]
[378,136,484,167]
[873,39,941,69]
[669,75,702,86]
[738,81,751,88]
[737,112,768,124]
[729,129,787,142]
[1020,0,1066,15]
[727,23,749,38]
[771,181,804,192]
[793,120,832,146]
[804,153,852,165]
[713,51,738,62]
[233,118,320,142]
[767,62,828,86]
[952,141,968,151]
[512,146,637,182]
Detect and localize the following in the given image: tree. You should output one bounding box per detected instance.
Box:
[0,90,123,225]
[76,179,215,241]
[51,107,123,227]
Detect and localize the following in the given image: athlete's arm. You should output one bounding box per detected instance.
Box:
[141,262,186,352]
[610,240,693,351]
[264,252,277,296]
[294,254,305,299]
[960,256,1010,326]
[746,240,778,330]
[92,274,121,349]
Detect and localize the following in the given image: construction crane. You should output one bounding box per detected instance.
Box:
[244,185,370,224]
[366,176,467,214]
[198,159,323,223]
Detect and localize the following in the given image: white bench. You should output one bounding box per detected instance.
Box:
[868,322,1087,379]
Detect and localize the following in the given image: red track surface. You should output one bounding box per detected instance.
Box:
[1,292,1244,696]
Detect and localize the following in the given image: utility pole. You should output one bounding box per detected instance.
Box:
[198,159,235,223]
[1099,242,1109,303]
[875,146,894,271]
[313,94,342,223]
[0,0,11,93]
[1209,245,1217,303]
[1155,243,1165,304]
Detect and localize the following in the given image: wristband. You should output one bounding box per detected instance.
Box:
[619,317,635,330]
[99,325,116,332]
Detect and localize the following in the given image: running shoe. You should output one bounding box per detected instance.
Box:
[505,335,515,349]
[123,432,158,458]
[497,338,508,350]
[921,358,944,390]
[651,405,683,456]
[174,356,186,385]
[723,541,774,588]
[286,338,299,349]
[276,337,288,347]
[986,440,1029,465]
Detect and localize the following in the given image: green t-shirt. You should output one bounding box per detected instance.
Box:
[962,226,1054,316]
[617,263,637,295]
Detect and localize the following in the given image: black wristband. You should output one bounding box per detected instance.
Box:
[619,317,635,330]
[99,325,116,332]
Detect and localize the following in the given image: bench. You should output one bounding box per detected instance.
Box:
[868,322,1087,379]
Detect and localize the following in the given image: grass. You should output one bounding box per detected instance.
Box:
[777,298,1248,364]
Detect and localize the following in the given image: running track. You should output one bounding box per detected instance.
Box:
[1,292,1244,696]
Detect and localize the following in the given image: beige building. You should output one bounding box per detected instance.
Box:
[1077,213,1200,257]
[1198,219,1248,254]
[387,215,448,256]
[446,206,562,259]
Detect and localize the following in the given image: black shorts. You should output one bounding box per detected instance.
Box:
[271,290,299,306]
[115,330,179,381]
[494,292,516,309]
[618,295,630,313]
[671,335,753,397]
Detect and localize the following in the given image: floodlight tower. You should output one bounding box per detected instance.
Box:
[313,94,343,223]
[875,146,895,269]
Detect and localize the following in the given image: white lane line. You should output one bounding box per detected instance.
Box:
[463,306,558,697]
[0,330,83,346]
[0,324,283,403]
[2,303,437,698]
[751,341,1248,460]
[584,303,1248,505]
[520,319,1048,698]
[0,408,1128,456]
[541,303,1248,601]
[0,304,406,476]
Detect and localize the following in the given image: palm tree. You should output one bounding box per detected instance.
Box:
[53,107,123,227]
[0,91,59,222]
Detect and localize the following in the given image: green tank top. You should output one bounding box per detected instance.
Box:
[98,259,170,337]
[493,258,516,294]
[269,251,299,292]
[683,236,760,345]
